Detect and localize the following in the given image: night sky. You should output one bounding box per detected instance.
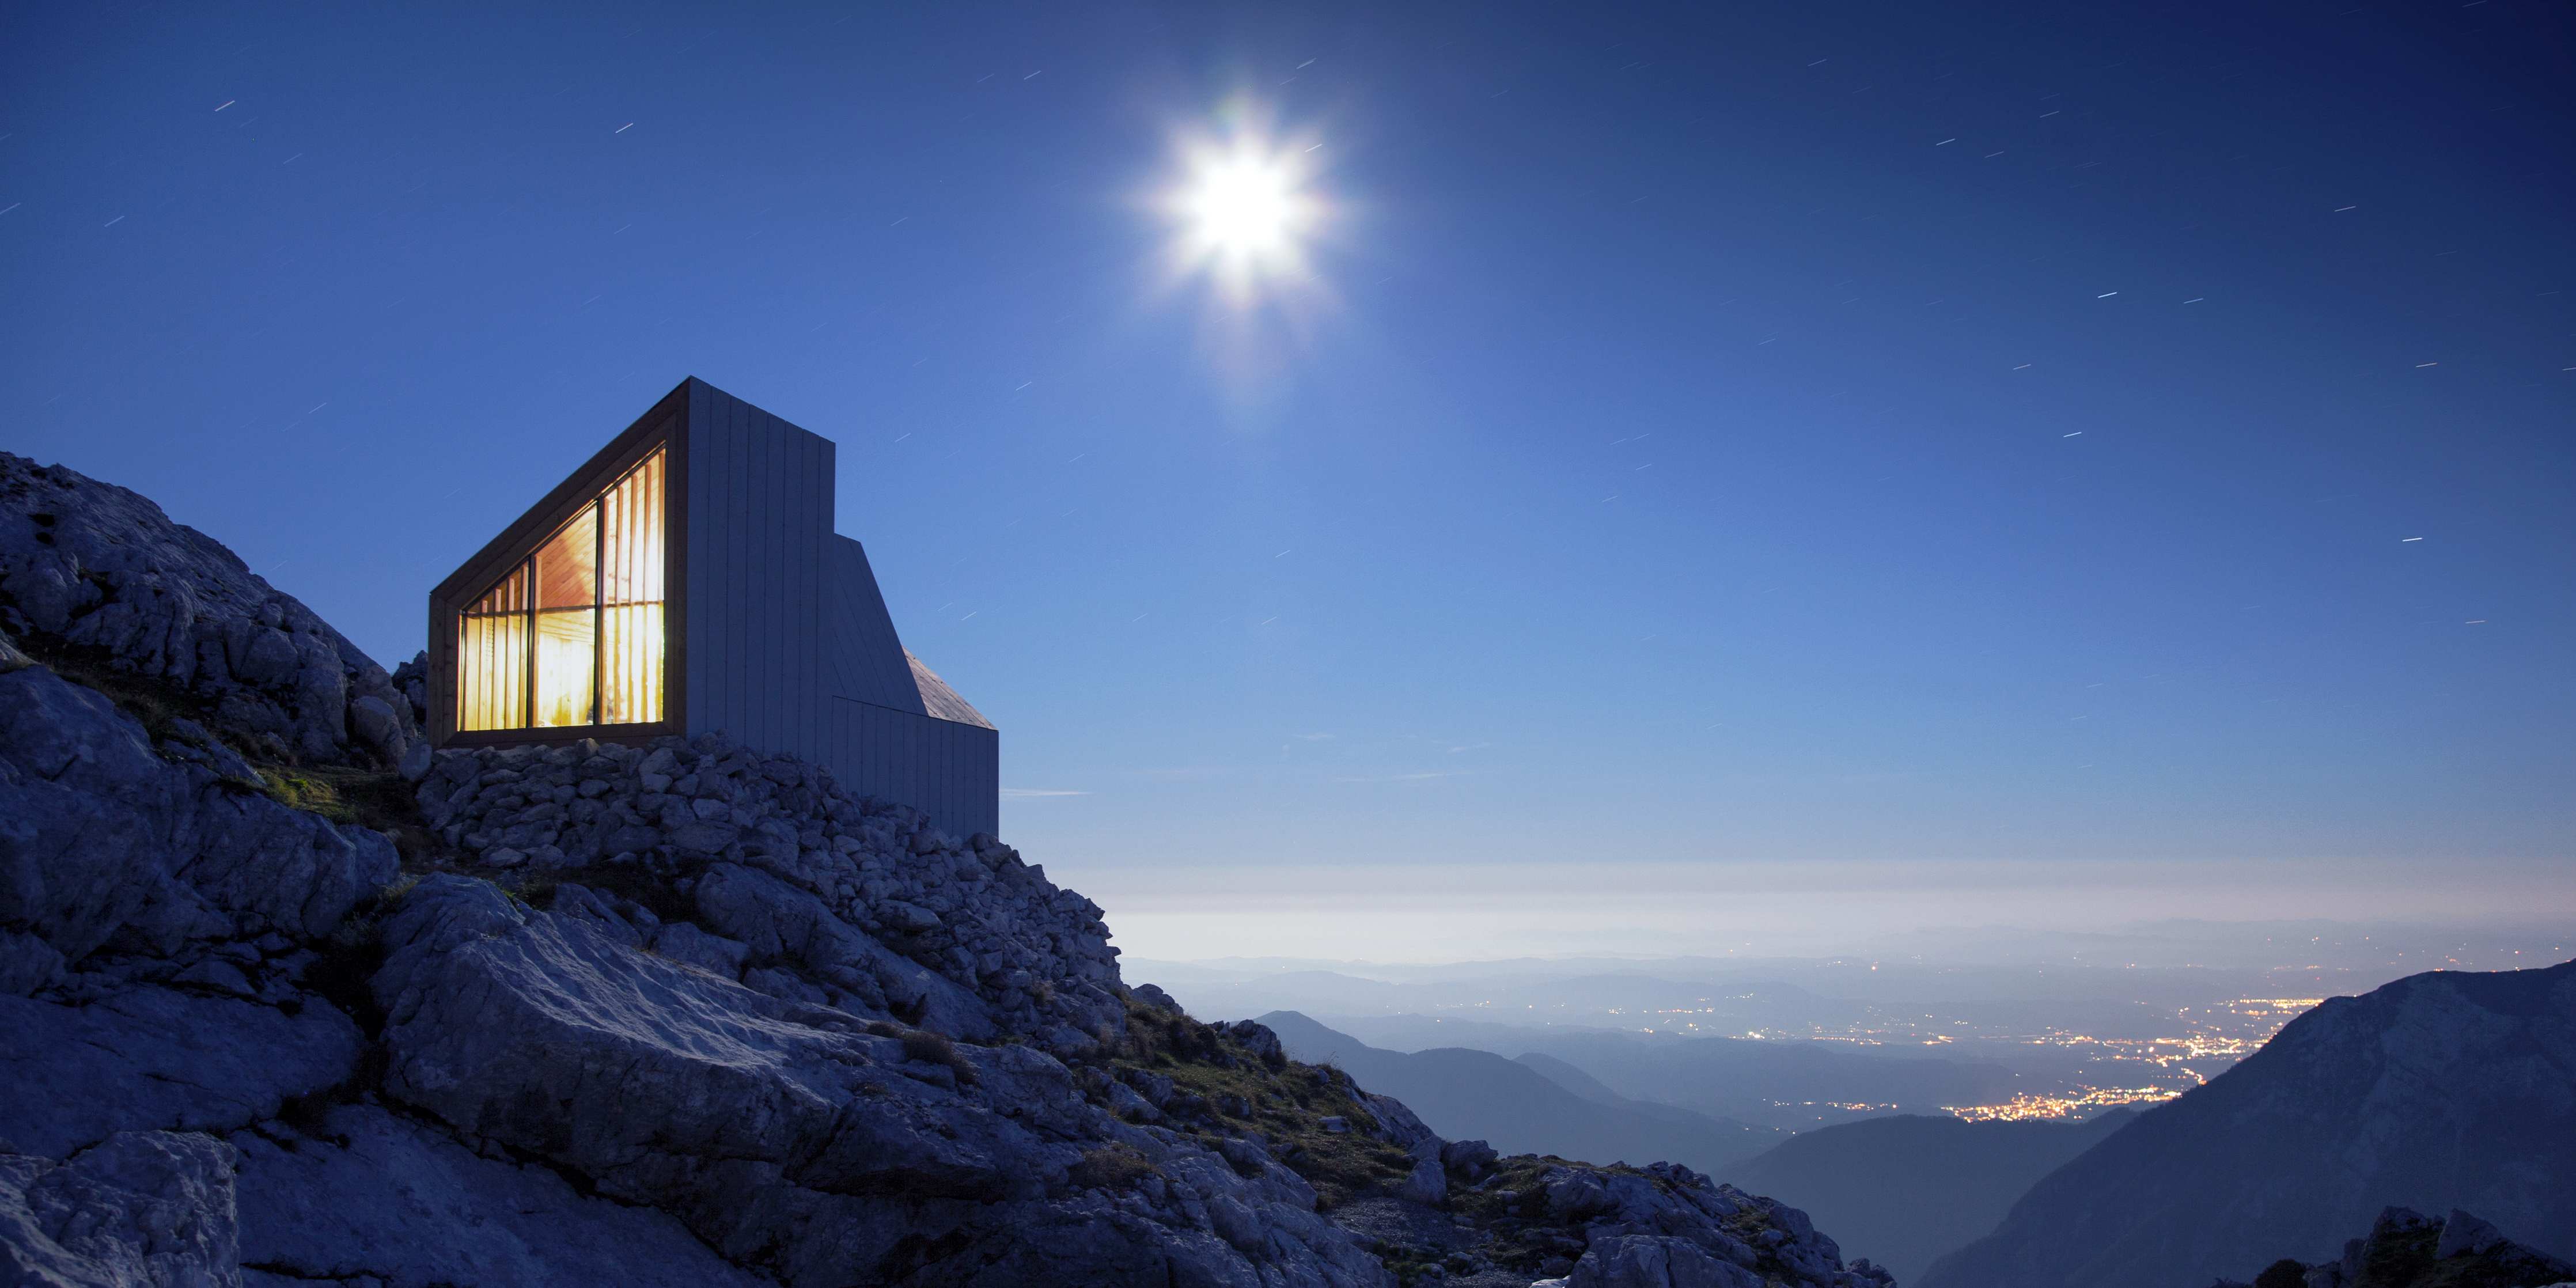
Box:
[7,2,2570,957]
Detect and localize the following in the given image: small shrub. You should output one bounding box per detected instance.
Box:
[900,1029,977,1086]
[1067,1146,1158,1192]
[260,768,355,823]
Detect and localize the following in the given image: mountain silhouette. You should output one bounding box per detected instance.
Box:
[1917,960,2576,1288]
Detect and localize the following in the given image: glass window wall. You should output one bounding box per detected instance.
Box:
[457,449,665,732]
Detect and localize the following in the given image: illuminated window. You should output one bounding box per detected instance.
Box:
[457,450,665,730]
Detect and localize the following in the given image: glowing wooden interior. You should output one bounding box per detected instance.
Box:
[457,449,666,732]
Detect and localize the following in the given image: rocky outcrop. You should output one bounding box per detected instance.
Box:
[2208,1205,2574,1288]
[1918,961,2576,1288]
[1385,1153,1898,1288]
[0,457,1888,1287]
[0,1130,243,1288]
[0,451,421,771]
[0,620,1395,1285]
[0,655,398,1008]
[355,875,1388,1287]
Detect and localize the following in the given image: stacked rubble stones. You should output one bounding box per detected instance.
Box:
[414,734,1130,1052]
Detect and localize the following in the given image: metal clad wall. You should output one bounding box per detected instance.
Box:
[829,537,922,713]
[674,377,995,836]
[683,380,835,763]
[826,697,998,839]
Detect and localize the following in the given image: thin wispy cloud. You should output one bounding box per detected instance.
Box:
[1001,787,1090,798]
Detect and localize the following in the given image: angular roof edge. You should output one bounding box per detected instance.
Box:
[906,650,994,729]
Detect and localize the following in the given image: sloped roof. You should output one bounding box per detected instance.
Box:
[906,650,992,729]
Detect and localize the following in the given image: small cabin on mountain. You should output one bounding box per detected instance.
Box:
[426,377,998,838]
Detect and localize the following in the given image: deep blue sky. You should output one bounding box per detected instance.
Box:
[6,2,2570,950]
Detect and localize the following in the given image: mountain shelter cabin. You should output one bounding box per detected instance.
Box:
[425,377,998,839]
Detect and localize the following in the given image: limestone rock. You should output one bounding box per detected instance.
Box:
[0,663,397,986]
[228,1102,766,1288]
[415,730,1128,1046]
[0,987,363,1158]
[362,873,1391,1288]
[0,1130,242,1288]
[0,452,414,771]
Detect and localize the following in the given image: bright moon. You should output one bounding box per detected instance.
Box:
[1167,132,1321,295]
[1187,157,1298,255]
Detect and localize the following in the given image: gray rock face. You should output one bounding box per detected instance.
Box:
[0,1130,242,1288]
[0,452,417,770]
[0,664,399,996]
[0,987,363,1158]
[366,873,1388,1288]
[1350,1150,1893,1288]
[1546,1164,1894,1288]
[2214,1204,2574,1288]
[229,1102,766,1288]
[1918,960,2576,1288]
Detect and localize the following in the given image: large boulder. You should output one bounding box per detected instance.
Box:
[0,987,363,1158]
[365,874,1389,1288]
[229,1102,768,1288]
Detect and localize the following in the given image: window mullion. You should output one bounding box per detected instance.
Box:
[522,557,536,730]
[592,501,604,726]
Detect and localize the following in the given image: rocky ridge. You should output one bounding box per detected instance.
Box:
[2,453,1889,1287]
[2207,1205,2574,1288]
[0,452,425,774]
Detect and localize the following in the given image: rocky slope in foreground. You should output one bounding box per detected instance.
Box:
[1,452,1897,1287]
[1917,959,2576,1288]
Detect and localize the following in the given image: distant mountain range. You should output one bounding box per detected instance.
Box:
[1272,1009,2027,1131]
[1722,1110,2135,1283]
[1510,1028,2022,1130]
[1918,959,2576,1288]
[1254,1011,1785,1175]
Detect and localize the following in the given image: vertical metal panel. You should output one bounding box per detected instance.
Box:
[802,431,835,756]
[683,379,838,760]
[823,698,997,839]
[684,379,717,735]
[723,392,751,743]
[747,400,773,749]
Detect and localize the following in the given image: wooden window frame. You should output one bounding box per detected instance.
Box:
[427,382,692,749]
